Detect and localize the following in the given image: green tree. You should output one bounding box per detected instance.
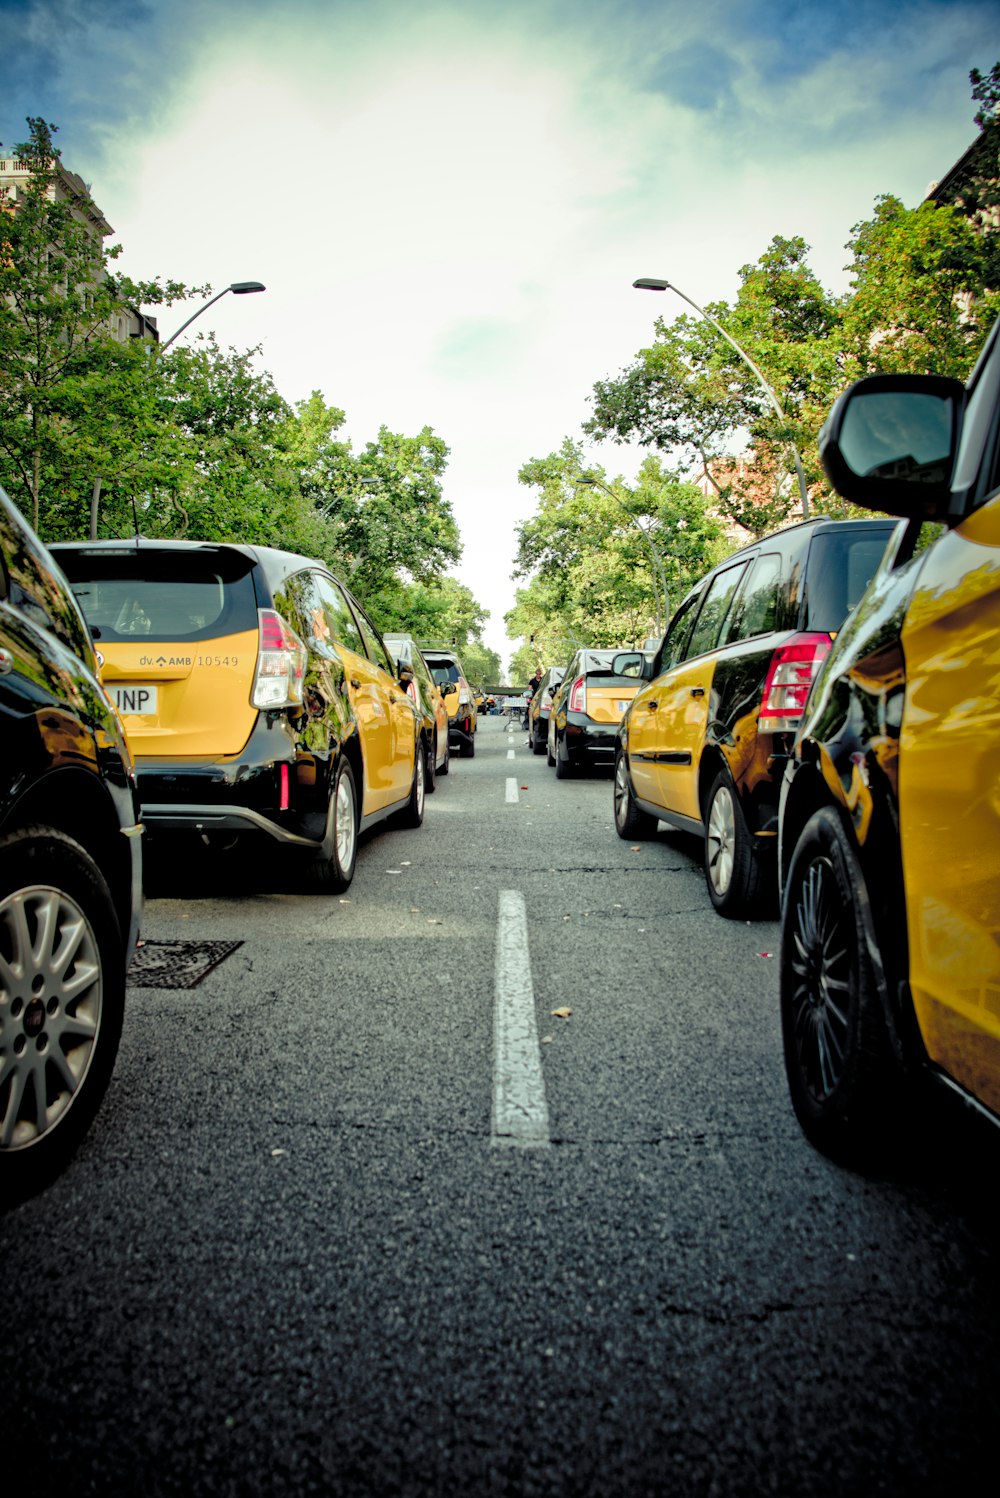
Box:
[277,393,461,616]
[508,440,728,654]
[0,117,203,531]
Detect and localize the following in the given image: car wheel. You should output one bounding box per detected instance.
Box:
[308,757,358,892]
[703,769,765,917]
[438,735,450,776]
[614,752,656,839]
[425,735,437,795]
[532,724,545,755]
[462,734,476,759]
[0,827,126,1200]
[547,729,556,768]
[397,739,427,827]
[780,806,901,1160]
[554,736,573,779]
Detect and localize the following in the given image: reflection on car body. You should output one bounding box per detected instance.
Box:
[1,487,143,1198]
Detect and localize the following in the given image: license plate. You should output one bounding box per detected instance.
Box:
[111,683,158,715]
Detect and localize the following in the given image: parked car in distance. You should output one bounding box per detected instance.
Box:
[527,665,565,754]
[778,320,1000,1162]
[421,647,478,757]
[383,633,450,790]
[611,516,896,917]
[547,649,644,777]
[1,488,143,1198]
[52,540,426,893]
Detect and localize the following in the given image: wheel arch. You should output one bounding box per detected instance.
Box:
[4,768,134,947]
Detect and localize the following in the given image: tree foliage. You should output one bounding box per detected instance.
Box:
[0,117,204,531]
[585,68,1000,533]
[506,439,729,660]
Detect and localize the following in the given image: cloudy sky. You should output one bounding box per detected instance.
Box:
[1,0,996,661]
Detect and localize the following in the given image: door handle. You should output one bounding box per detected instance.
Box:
[644,701,658,711]
[350,676,361,689]
[690,687,705,698]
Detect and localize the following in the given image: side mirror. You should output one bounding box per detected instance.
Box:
[612,651,649,679]
[398,665,415,688]
[819,373,964,520]
[395,642,414,673]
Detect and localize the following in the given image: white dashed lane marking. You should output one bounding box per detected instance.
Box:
[491,890,550,1149]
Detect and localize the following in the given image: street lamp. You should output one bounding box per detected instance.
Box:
[160,280,266,352]
[633,277,810,519]
[576,475,669,636]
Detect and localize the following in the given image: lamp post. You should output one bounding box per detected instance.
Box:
[576,475,669,636]
[632,277,810,520]
[160,280,266,352]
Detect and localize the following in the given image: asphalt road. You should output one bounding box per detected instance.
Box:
[5,715,999,1496]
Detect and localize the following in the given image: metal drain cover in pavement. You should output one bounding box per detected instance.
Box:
[128,939,244,989]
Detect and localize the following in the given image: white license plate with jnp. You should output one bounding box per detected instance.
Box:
[111,684,158,715]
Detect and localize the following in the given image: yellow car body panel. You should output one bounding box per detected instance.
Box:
[899,492,1000,1113]
[628,658,716,822]
[97,628,259,757]
[336,640,411,815]
[584,682,640,724]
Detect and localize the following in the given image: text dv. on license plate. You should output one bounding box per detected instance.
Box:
[112,683,158,715]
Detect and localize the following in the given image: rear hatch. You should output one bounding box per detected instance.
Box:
[579,673,641,723]
[54,545,262,758]
[569,654,641,723]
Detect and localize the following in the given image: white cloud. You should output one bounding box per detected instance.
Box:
[68,0,996,663]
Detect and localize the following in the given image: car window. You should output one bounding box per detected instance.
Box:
[658,593,702,671]
[685,563,749,661]
[58,548,258,643]
[352,601,396,676]
[803,527,895,633]
[309,572,365,655]
[723,553,781,644]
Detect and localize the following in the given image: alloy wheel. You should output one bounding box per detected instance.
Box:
[0,885,102,1151]
[706,784,736,896]
[786,855,852,1103]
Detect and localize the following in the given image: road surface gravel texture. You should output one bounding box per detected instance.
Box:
[4,717,998,1497]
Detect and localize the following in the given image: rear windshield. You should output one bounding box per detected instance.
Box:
[427,659,461,686]
[55,549,259,644]
[803,525,895,634]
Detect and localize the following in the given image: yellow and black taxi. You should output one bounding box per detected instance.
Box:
[420,647,478,757]
[1,486,142,1196]
[547,649,644,777]
[611,516,895,917]
[527,665,565,755]
[51,539,427,892]
[778,318,1000,1161]
[384,633,450,789]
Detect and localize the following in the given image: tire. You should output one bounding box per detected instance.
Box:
[397,739,427,827]
[308,758,358,892]
[0,828,126,1201]
[462,733,476,759]
[614,752,657,839]
[554,735,573,779]
[703,769,766,917]
[425,735,437,795]
[438,735,450,776]
[532,724,546,755]
[547,728,556,768]
[780,806,901,1161]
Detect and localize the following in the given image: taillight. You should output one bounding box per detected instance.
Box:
[541,690,553,712]
[568,675,586,713]
[252,609,307,709]
[758,633,831,733]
